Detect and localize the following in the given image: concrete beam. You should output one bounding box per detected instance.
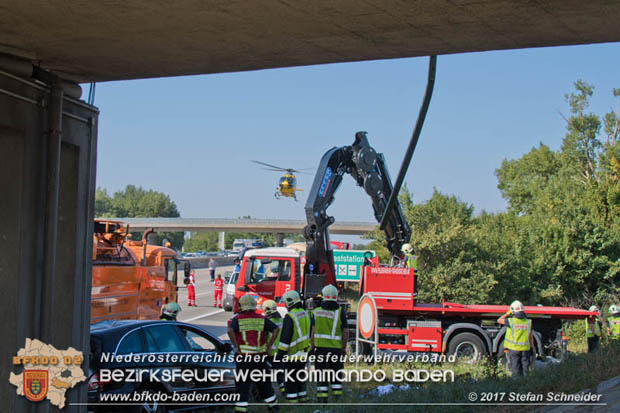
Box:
[1,1,619,82]
[112,218,377,236]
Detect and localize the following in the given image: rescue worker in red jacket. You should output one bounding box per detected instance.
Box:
[214,273,224,308]
[227,294,280,412]
[187,271,196,306]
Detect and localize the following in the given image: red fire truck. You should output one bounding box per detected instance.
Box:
[233,133,595,360]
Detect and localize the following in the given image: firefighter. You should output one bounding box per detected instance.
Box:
[608,305,620,340]
[311,284,348,403]
[227,294,280,412]
[585,305,602,352]
[160,302,181,321]
[187,270,196,307]
[401,243,418,297]
[277,290,311,403]
[401,243,417,269]
[263,300,285,394]
[497,300,534,377]
[214,273,224,308]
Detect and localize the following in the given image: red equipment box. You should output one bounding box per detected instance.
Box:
[362,266,415,311]
[406,320,442,352]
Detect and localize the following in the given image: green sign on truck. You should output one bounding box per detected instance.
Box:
[333,250,376,282]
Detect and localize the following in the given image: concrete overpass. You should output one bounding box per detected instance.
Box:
[114,217,376,235]
[1,1,620,83]
[3,2,620,412]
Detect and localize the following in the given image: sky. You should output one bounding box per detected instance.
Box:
[94,42,620,235]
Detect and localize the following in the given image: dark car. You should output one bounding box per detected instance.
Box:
[88,320,236,413]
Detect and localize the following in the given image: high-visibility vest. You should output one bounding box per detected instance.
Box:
[267,316,282,356]
[214,278,224,291]
[313,306,342,349]
[233,312,268,354]
[504,317,531,351]
[585,318,601,338]
[405,254,417,270]
[278,308,310,358]
[610,316,620,339]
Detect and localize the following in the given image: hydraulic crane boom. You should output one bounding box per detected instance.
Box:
[303,132,411,287]
[303,56,437,291]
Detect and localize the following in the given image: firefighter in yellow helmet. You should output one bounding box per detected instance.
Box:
[277,290,311,403]
[497,300,534,377]
[227,295,280,412]
[262,300,285,394]
[608,305,620,340]
[310,284,348,404]
[585,305,602,352]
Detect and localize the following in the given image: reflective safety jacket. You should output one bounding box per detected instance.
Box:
[312,306,342,349]
[504,317,531,351]
[233,312,268,354]
[405,254,417,270]
[585,318,601,338]
[278,308,310,358]
[610,316,620,339]
[267,315,282,356]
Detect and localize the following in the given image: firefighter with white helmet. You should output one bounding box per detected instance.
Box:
[497,300,534,377]
[227,294,280,412]
[310,284,348,403]
[401,243,416,269]
[262,300,285,394]
[277,290,311,403]
[608,305,620,340]
[585,305,602,352]
[160,302,182,321]
[401,243,418,299]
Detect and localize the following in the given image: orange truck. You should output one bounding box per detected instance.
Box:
[90,220,184,324]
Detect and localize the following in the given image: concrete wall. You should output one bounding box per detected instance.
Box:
[182,256,236,269]
[0,68,98,412]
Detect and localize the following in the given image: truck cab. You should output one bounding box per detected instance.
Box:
[232,247,302,313]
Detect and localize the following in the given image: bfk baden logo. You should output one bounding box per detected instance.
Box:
[23,370,49,402]
[9,338,86,409]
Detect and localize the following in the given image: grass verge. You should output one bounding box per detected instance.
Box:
[270,341,620,413]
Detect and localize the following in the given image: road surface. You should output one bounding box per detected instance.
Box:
[176,266,235,339]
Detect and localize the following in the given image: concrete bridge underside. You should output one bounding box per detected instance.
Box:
[2,2,620,412]
[1,1,620,83]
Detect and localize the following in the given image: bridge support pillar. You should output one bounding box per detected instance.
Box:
[219,231,226,251]
[0,60,98,413]
[276,233,284,247]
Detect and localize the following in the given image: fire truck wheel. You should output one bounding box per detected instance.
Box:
[448,332,486,362]
[345,337,370,356]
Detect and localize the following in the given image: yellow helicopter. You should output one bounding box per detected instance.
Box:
[252,160,311,201]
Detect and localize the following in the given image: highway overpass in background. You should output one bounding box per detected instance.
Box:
[110,218,377,236]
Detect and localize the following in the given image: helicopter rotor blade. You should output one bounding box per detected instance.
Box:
[251,160,288,171]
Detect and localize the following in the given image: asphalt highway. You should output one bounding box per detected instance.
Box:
[176,266,235,339]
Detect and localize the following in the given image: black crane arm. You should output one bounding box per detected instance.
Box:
[303,132,412,288]
[302,55,436,293]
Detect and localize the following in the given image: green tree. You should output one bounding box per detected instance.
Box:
[95,185,184,249]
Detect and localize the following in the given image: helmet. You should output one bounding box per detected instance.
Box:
[321,284,338,302]
[239,294,257,312]
[262,300,278,316]
[162,302,182,317]
[589,305,599,313]
[610,305,619,314]
[510,300,524,313]
[401,243,414,254]
[282,290,301,308]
